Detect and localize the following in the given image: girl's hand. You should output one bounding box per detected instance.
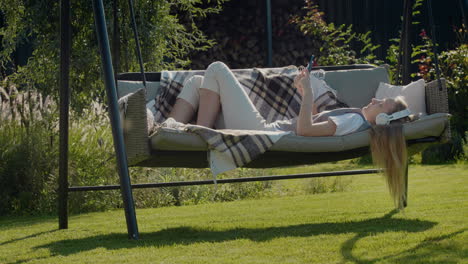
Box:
[294,73,304,96]
[294,67,312,97]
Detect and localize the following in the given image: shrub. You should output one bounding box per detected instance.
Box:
[290,0,382,66]
[0,78,356,215]
[131,167,272,208]
[421,133,465,164]
[413,30,467,163]
[0,83,58,215]
[293,0,467,163]
[305,177,353,194]
[66,102,122,213]
[0,88,274,215]
[0,0,229,110]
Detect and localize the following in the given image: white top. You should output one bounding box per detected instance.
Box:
[329,113,366,136]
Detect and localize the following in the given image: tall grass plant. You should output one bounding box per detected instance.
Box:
[0,87,279,215]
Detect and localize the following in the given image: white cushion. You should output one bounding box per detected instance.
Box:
[375,79,426,116]
[150,113,449,152]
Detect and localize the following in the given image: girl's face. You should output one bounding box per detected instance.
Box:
[362,98,396,124]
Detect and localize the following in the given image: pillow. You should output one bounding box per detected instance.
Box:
[375,79,426,116]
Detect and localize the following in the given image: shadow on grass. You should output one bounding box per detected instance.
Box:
[0,230,57,247]
[33,210,448,261]
[340,228,467,264]
[0,215,56,231]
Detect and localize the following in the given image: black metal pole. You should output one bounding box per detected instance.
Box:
[401,0,413,85]
[68,169,382,192]
[128,0,147,87]
[266,0,272,67]
[426,0,443,91]
[58,0,71,230]
[403,162,408,207]
[92,0,139,240]
[460,0,468,34]
[112,0,120,79]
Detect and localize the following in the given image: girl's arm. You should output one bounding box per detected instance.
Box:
[294,69,336,137]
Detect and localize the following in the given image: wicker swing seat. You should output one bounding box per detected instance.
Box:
[116,64,450,169]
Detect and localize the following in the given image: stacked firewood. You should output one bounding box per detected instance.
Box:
[189,1,320,70]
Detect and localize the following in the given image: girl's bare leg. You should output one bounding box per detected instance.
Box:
[168,98,196,124]
[168,75,203,123]
[196,88,221,128]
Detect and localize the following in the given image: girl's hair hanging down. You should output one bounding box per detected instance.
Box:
[369,97,411,209]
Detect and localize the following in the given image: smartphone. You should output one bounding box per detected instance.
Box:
[307,55,315,72]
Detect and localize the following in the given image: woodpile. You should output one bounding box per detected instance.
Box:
[189,0,321,70]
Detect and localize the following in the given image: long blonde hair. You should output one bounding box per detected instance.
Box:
[369,97,410,209]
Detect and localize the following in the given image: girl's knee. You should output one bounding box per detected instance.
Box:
[207,61,229,73]
[184,75,204,88]
[178,75,204,108]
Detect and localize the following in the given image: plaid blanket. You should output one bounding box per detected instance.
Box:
[160,118,288,177]
[148,66,347,175]
[148,67,302,123]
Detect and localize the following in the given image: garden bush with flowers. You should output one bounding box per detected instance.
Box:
[292,0,467,163]
[413,27,467,163]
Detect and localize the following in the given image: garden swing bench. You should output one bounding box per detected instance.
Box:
[58,0,450,240]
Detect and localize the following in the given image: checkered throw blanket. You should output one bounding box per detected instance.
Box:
[160,118,288,177]
[148,67,302,123]
[148,66,347,175]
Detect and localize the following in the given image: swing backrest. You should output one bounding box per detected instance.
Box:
[323,66,389,107]
[116,64,389,108]
[117,80,161,102]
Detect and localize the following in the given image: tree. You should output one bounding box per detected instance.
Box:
[0,0,228,110]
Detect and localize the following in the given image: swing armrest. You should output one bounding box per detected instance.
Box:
[118,88,152,165]
[425,78,451,142]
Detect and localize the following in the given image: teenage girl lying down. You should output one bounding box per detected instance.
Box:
[168,61,412,209]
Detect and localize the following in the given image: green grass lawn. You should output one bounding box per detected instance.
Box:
[1,164,467,264]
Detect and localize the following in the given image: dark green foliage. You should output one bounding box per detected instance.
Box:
[130,167,272,208]
[421,132,465,164]
[0,0,230,215]
[0,96,274,215]
[0,0,227,110]
[294,0,466,163]
[414,33,467,161]
[0,114,58,215]
[290,1,382,66]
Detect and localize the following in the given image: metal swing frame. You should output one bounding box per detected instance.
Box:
[58,0,443,240]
